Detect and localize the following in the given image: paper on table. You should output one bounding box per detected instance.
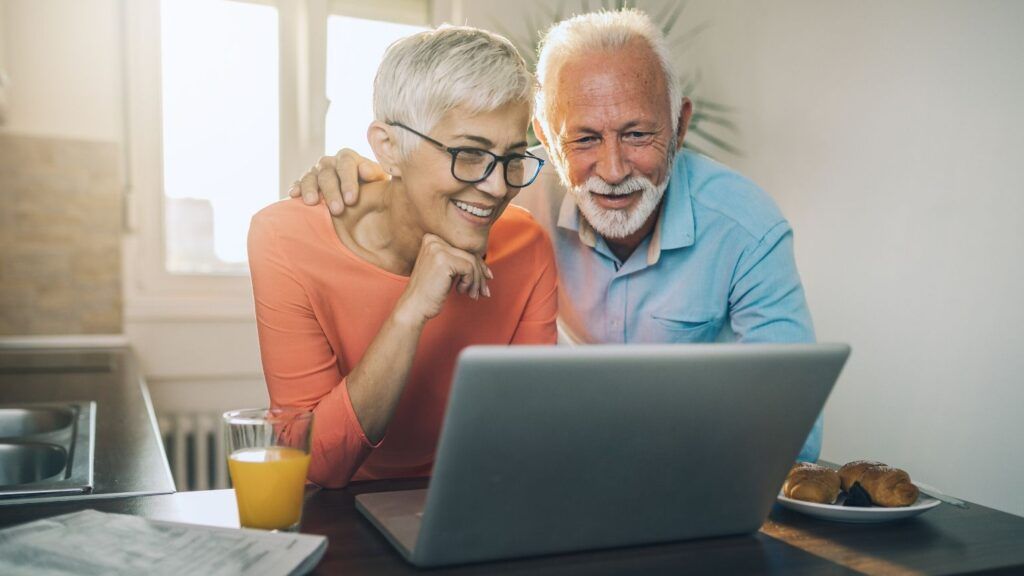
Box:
[0,509,326,576]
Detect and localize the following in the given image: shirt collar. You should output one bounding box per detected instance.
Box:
[556,151,696,264]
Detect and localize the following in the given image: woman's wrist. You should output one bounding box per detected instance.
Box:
[391,298,428,331]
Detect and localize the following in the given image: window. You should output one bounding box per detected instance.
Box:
[161,0,280,274]
[124,0,433,318]
[325,16,429,158]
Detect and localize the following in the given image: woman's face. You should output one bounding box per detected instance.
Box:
[396,101,532,256]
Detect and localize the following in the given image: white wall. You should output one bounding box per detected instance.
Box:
[0,1,8,70]
[677,0,1024,516]
[0,0,123,141]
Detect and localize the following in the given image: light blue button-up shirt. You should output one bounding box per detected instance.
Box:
[515,148,822,461]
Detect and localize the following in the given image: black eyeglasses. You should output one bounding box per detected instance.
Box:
[388,122,544,188]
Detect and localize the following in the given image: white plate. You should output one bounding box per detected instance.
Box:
[776,490,941,523]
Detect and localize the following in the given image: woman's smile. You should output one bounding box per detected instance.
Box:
[451,198,499,226]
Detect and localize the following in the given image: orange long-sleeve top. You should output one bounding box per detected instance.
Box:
[247,199,558,488]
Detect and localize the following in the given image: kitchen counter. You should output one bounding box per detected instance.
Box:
[2,478,1024,575]
[0,347,175,503]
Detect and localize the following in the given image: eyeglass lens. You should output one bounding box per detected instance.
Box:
[452,149,542,187]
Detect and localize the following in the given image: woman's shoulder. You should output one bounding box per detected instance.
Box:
[250,198,331,243]
[487,204,554,263]
[251,197,320,229]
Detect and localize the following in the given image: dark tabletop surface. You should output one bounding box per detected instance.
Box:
[2,477,1024,575]
[0,347,176,502]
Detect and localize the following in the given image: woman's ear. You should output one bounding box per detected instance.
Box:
[367,121,403,177]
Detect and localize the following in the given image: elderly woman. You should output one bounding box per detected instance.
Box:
[247,27,556,488]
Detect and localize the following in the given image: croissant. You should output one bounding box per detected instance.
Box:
[838,459,886,492]
[856,465,920,507]
[783,463,841,504]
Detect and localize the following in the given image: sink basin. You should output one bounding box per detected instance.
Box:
[0,442,67,485]
[0,401,94,501]
[0,407,75,438]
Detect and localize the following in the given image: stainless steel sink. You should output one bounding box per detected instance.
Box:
[0,406,75,437]
[0,442,68,485]
[0,401,94,501]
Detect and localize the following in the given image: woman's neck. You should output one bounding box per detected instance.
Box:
[333,179,424,276]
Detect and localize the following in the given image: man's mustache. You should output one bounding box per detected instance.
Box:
[579,176,651,197]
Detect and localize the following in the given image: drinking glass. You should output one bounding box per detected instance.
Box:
[222,407,313,531]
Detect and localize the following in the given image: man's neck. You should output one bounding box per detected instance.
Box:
[604,203,662,262]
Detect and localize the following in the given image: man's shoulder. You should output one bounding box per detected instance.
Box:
[680,151,788,240]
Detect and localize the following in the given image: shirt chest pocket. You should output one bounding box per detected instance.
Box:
[646,308,724,344]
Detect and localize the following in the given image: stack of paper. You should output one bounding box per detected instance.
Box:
[0,509,327,576]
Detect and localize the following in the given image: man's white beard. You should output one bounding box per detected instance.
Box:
[568,173,669,240]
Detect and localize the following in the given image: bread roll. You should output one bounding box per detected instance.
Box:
[838,459,886,492]
[857,465,920,507]
[783,463,841,504]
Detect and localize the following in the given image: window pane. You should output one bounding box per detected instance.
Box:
[325,16,428,159]
[161,0,279,274]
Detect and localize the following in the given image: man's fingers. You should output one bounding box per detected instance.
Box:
[357,159,389,183]
[299,171,320,206]
[335,153,359,211]
[287,180,301,198]
[314,155,336,172]
[316,164,344,216]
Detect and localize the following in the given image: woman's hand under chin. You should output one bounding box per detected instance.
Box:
[393,234,493,327]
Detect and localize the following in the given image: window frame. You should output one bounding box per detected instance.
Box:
[122,0,435,321]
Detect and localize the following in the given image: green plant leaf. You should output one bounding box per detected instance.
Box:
[661,1,689,37]
[691,110,738,132]
[690,125,742,155]
[682,141,712,157]
[670,20,712,51]
[691,99,734,113]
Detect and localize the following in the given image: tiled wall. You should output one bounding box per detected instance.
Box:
[0,133,122,334]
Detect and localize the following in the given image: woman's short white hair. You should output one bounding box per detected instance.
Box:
[373,25,534,159]
[534,9,681,141]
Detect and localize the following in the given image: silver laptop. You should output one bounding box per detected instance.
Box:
[355,343,850,567]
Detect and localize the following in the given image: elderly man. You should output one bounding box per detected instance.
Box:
[290,10,822,461]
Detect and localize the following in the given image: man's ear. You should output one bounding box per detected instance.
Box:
[675,97,693,151]
[532,117,550,149]
[367,121,403,177]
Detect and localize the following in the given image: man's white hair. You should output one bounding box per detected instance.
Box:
[373,26,534,159]
[534,9,681,142]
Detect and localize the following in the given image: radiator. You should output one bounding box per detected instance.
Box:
[157,412,230,491]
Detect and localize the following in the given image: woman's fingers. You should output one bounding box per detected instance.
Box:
[417,234,492,303]
[442,246,489,300]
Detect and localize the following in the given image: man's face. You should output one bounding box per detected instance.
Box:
[540,40,679,240]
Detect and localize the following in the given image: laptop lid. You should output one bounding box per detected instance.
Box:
[366,343,849,567]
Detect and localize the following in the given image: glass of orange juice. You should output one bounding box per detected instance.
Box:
[223,407,314,532]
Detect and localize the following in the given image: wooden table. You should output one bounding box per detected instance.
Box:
[4,478,1024,575]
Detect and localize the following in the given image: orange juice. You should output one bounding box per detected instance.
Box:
[228,446,311,530]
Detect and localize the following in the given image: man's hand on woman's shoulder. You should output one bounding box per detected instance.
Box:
[288,148,388,215]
